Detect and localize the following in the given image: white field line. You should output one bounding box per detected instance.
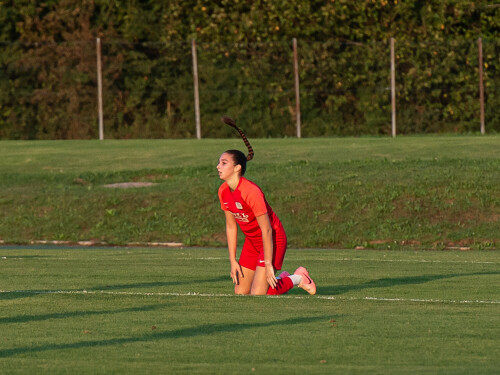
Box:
[1,289,499,305]
[187,257,499,265]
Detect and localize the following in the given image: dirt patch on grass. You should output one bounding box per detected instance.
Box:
[132,174,169,182]
[103,182,158,189]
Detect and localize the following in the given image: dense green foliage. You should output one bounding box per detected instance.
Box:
[0,137,498,249]
[0,1,499,139]
[1,248,499,373]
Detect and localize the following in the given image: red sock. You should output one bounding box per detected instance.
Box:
[266,276,294,295]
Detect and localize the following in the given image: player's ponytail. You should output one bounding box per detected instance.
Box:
[221,116,254,161]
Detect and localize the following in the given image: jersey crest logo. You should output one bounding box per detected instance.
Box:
[235,202,243,210]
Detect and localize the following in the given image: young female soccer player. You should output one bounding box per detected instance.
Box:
[217,117,316,296]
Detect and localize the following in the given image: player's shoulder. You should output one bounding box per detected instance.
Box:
[239,177,263,195]
[218,182,229,195]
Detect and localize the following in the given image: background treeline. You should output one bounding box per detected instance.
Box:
[0,0,499,139]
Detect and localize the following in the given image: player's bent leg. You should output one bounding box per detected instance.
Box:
[234,266,255,295]
[250,266,270,295]
[266,276,294,295]
[250,267,295,295]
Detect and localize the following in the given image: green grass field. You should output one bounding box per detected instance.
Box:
[1,136,499,373]
[1,247,499,374]
[0,136,499,249]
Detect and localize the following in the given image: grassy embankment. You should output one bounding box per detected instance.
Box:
[0,136,499,249]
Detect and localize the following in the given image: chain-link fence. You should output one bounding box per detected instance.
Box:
[0,38,498,139]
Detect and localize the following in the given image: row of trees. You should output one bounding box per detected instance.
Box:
[0,0,499,139]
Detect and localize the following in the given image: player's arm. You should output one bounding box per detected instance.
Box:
[256,213,277,289]
[224,210,241,284]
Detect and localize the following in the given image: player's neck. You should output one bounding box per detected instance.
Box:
[227,175,241,191]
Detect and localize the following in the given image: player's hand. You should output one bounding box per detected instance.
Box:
[230,260,243,285]
[266,264,277,289]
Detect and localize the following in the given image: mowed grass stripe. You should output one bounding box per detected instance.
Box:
[1,247,499,373]
[1,247,499,302]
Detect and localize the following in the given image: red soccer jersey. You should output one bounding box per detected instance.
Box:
[218,177,282,239]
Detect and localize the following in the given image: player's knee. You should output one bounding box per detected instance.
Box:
[250,288,267,296]
[234,286,250,295]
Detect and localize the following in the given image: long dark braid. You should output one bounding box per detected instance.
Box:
[221,116,254,161]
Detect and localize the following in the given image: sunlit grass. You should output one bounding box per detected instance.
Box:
[0,247,499,374]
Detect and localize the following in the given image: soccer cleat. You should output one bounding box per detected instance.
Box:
[294,267,316,295]
[278,271,290,279]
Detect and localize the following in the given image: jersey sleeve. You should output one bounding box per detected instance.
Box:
[242,182,268,217]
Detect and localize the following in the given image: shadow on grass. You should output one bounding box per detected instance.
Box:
[0,315,331,358]
[0,304,170,325]
[318,271,500,295]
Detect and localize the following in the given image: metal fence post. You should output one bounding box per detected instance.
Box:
[478,37,485,135]
[96,37,104,140]
[293,38,301,138]
[390,37,396,137]
[192,39,201,139]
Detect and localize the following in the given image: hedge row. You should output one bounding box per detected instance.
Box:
[0,0,499,139]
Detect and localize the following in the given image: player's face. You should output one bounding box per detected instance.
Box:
[217,153,239,180]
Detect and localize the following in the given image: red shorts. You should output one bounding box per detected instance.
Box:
[238,227,287,271]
